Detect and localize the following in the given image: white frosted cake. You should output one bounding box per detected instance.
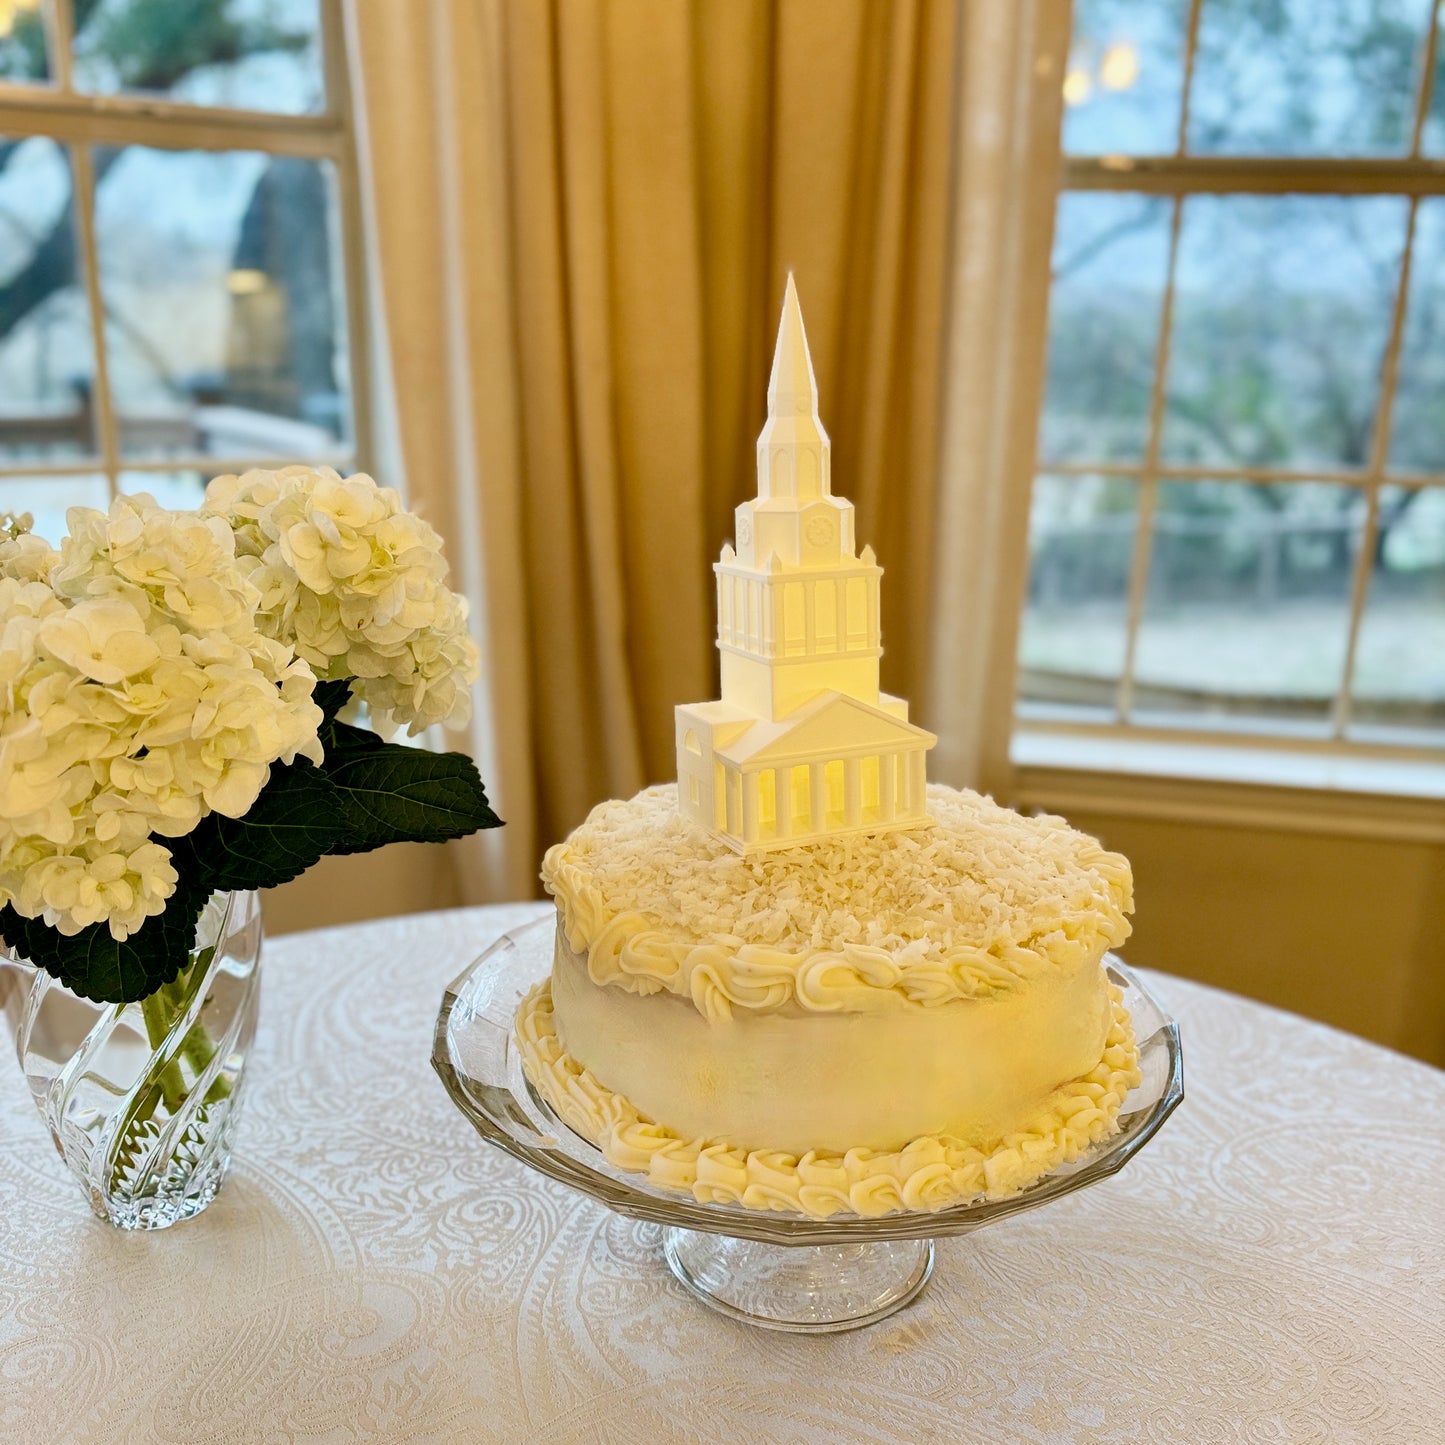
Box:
[515,278,1140,1218]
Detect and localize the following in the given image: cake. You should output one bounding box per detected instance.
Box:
[516,278,1140,1219]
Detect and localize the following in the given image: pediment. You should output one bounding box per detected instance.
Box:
[718,692,933,766]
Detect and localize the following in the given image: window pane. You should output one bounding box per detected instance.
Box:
[1133,481,1363,731]
[1163,196,1408,470]
[1425,14,1445,156]
[1017,474,1139,719]
[0,0,49,83]
[1062,0,1190,156]
[92,146,351,462]
[71,0,324,115]
[1349,485,1445,742]
[1390,198,1445,473]
[117,468,207,512]
[0,137,97,462]
[0,474,109,543]
[1188,0,1429,156]
[1039,193,1172,464]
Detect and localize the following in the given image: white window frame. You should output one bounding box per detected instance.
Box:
[0,0,372,496]
[988,0,1445,842]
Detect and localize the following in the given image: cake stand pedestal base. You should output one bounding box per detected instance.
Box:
[662,1229,934,1333]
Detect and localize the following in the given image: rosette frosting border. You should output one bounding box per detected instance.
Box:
[515,980,1142,1221]
[541,785,1134,1023]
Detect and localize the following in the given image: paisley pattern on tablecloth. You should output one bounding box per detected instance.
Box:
[1,902,1441,1443]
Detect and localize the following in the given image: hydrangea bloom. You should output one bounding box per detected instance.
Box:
[0,498,323,940]
[0,512,56,584]
[203,466,480,737]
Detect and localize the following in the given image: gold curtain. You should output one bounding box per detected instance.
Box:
[350,0,963,896]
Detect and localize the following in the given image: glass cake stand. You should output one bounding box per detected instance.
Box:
[432,917,1184,1334]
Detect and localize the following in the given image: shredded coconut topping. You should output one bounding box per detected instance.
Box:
[540,784,1132,1018]
[546,783,1130,956]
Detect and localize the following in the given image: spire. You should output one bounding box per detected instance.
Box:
[767,273,819,420]
[756,274,831,502]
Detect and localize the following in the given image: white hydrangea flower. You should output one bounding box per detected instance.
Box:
[0,524,57,584]
[16,841,178,939]
[203,466,481,736]
[0,494,324,941]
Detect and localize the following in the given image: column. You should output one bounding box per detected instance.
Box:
[725,768,741,834]
[741,771,761,843]
[879,750,896,819]
[843,757,862,826]
[803,581,815,651]
[774,768,792,837]
[909,751,926,816]
[809,761,827,829]
[836,579,847,648]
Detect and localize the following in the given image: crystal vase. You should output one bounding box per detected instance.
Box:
[1,890,262,1230]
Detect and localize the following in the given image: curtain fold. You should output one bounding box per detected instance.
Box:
[929,0,1070,796]
[350,0,1000,899]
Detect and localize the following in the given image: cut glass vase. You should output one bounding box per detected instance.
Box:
[1,890,262,1230]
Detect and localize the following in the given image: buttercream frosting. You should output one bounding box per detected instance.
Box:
[517,977,1142,1219]
[547,922,1115,1155]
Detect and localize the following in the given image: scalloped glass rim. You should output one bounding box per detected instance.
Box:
[432,916,1184,1246]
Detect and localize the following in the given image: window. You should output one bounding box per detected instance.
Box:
[1020,0,1444,767]
[0,0,369,540]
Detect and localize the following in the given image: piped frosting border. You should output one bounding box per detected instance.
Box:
[541,784,1133,1022]
[515,980,1142,1220]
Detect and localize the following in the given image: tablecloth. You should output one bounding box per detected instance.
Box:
[1,902,1441,1443]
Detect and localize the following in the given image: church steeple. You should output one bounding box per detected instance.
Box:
[674,276,935,853]
[756,274,830,503]
[769,274,816,414]
[718,276,879,717]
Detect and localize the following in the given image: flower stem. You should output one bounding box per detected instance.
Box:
[109,948,233,1193]
[139,990,188,1113]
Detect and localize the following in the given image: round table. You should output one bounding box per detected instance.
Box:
[1,904,1441,1443]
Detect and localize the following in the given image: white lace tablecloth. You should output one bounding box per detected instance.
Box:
[1,903,1441,1443]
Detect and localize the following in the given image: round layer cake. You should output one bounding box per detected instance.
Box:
[517,782,1141,1218]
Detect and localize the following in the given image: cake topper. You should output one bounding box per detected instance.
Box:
[675,275,936,852]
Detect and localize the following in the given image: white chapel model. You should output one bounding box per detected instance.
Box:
[675,276,936,852]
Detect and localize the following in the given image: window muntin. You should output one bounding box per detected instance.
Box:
[1024,0,1445,753]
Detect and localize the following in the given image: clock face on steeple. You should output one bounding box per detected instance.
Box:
[805,513,836,548]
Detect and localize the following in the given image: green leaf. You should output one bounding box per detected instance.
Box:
[0,881,210,1004]
[321,741,503,854]
[320,715,384,753]
[174,759,347,892]
[0,712,503,1001]
[312,677,354,726]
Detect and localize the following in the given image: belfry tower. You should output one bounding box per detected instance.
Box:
[676,276,935,852]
